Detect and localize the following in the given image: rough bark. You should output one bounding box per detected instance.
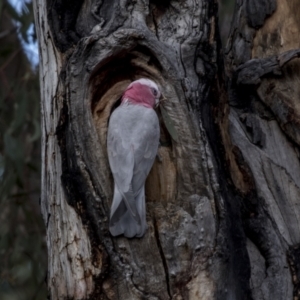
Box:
[34,0,300,299]
[225,0,300,299]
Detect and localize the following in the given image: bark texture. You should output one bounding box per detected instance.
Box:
[33,0,300,299]
[225,0,300,299]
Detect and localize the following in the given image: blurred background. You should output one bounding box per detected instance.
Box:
[0,0,234,299]
[0,0,46,299]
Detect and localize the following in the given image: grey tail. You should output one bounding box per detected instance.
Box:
[109,186,147,238]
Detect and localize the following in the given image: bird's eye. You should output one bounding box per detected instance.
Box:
[151,88,158,97]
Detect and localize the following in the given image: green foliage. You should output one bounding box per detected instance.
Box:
[0,0,47,299]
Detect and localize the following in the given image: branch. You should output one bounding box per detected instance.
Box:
[235,49,300,85]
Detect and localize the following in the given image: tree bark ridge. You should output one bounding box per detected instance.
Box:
[225,0,300,298]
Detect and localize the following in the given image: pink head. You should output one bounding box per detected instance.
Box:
[122,78,161,108]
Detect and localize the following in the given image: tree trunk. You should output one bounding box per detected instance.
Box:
[33,0,300,299]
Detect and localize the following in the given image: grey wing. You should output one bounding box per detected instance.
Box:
[131,109,160,193]
[107,105,160,228]
[107,107,139,221]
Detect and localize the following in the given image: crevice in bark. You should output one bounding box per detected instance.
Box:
[287,244,300,299]
[149,0,170,10]
[46,0,83,52]
[153,216,171,299]
[202,7,257,299]
[225,0,256,69]
[200,6,253,298]
[46,213,51,228]
[150,9,159,40]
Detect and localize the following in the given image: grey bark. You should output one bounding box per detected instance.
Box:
[34,0,300,299]
[226,0,300,299]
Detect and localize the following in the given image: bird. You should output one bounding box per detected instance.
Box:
[107,78,161,238]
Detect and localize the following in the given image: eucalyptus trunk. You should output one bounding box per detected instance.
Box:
[34,0,300,299]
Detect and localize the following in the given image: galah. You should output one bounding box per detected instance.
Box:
[107,78,161,238]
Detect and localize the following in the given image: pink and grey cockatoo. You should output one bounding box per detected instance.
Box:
[107,78,161,238]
